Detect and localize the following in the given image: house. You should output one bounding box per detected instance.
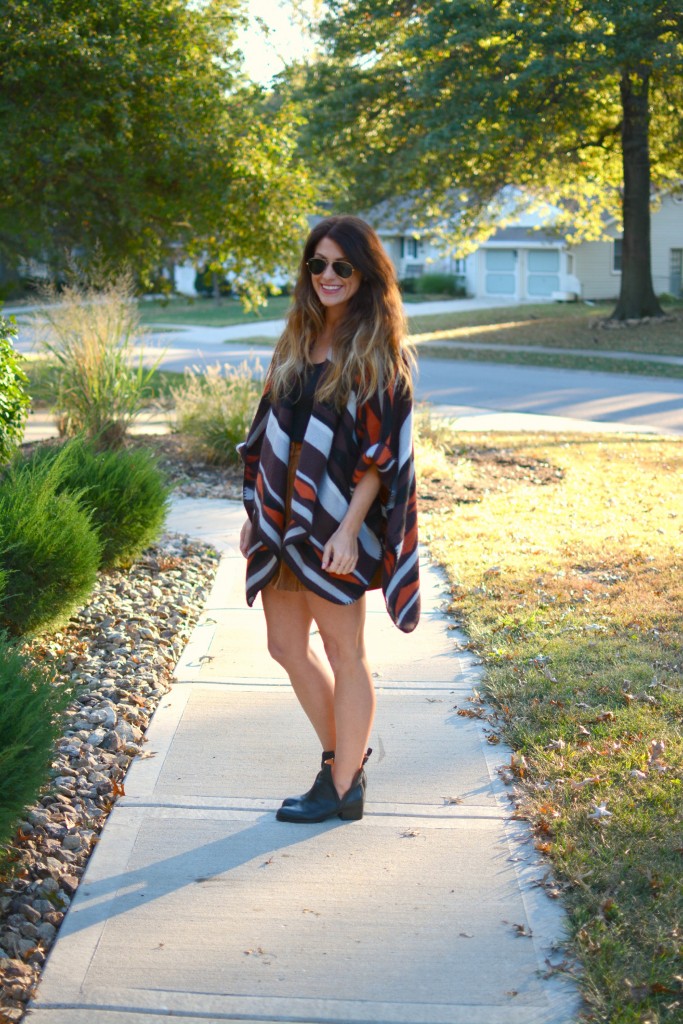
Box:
[371,192,683,302]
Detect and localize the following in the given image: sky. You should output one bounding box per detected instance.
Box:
[237,0,318,85]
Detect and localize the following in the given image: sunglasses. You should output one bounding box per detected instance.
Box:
[306,256,355,279]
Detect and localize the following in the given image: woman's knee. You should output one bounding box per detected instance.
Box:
[321,634,364,675]
[266,631,307,669]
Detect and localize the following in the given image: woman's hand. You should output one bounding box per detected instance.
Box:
[322,525,358,577]
[239,517,254,558]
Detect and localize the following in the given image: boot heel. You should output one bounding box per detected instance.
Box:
[338,798,364,821]
[337,774,365,821]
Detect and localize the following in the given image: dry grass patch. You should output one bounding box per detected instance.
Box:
[423,430,683,1024]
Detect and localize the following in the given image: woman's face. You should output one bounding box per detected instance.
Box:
[309,235,362,315]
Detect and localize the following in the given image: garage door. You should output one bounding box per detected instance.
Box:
[526,250,560,297]
[485,249,517,295]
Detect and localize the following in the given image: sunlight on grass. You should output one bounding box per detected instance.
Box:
[410,319,536,343]
[423,431,682,1023]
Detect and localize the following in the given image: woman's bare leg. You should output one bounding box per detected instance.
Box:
[261,585,336,750]
[306,592,375,799]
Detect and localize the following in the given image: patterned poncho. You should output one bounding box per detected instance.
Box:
[239,368,420,633]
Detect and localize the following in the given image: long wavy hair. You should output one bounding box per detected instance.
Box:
[268,215,413,408]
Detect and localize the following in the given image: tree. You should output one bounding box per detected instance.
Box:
[0,0,314,296]
[296,0,683,319]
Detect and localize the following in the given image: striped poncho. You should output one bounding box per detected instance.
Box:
[238,369,420,633]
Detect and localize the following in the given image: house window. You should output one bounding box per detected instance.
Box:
[400,236,420,259]
[671,249,683,298]
[613,238,623,273]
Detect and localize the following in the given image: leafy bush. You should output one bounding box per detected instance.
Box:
[398,277,417,294]
[170,361,262,465]
[30,262,162,447]
[26,437,171,568]
[0,315,30,466]
[415,273,467,297]
[0,450,102,636]
[0,634,71,853]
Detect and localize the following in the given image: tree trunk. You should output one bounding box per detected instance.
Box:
[611,70,663,320]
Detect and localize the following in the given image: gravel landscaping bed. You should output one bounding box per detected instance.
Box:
[0,530,220,1019]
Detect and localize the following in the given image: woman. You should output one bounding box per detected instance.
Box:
[238,215,420,824]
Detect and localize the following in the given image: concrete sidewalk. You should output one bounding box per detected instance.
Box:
[28,499,581,1024]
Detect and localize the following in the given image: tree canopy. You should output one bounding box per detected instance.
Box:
[0,0,315,296]
[295,0,683,317]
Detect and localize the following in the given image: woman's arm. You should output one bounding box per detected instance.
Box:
[321,465,381,575]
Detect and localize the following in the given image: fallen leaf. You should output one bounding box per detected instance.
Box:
[400,829,420,838]
[591,711,615,723]
[443,796,463,805]
[510,754,528,778]
[588,802,612,821]
[570,776,601,790]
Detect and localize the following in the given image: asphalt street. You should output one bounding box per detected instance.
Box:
[12,305,683,435]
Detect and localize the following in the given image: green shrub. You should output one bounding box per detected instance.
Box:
[0,450,102,635]
[0,634,71,853]
[415,273,467,297]
[0,315,31,466]
[26,437,171,568]
[194,266,232,298]
[398,277,417,294]
[30,262,162,447]
[170,361,262,466]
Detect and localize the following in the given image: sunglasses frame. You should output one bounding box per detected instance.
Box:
[306,256,356,280]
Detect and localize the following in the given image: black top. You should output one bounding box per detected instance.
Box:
[290,361,327,443]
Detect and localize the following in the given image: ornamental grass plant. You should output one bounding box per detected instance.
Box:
[30,264,161,447]
[170,361,262,466]
[0,633,71,853]
[25,437,171,569]
[0,449,102,636]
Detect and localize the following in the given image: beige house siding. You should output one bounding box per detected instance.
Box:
[651,195,683,295]
[572,195,683,300]
[570,226,621,300]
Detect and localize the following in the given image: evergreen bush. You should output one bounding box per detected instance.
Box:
[0,314,31,466]
[170,361,262,466]
[0,634,71,852]
[26,438,171,568]
[0,450,102,636]
[415,273,466,297]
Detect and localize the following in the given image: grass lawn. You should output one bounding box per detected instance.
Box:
[138,295,292,327]
[418,424,682,1022]
[408,302,683,356]
[414,344,683,379]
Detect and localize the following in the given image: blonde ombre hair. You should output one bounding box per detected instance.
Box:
[268,216,414,409]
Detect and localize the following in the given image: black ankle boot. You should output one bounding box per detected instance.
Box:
[281,750,335,808]
[276,762,366,823]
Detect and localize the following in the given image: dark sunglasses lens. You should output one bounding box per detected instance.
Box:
[307,257,354,279]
